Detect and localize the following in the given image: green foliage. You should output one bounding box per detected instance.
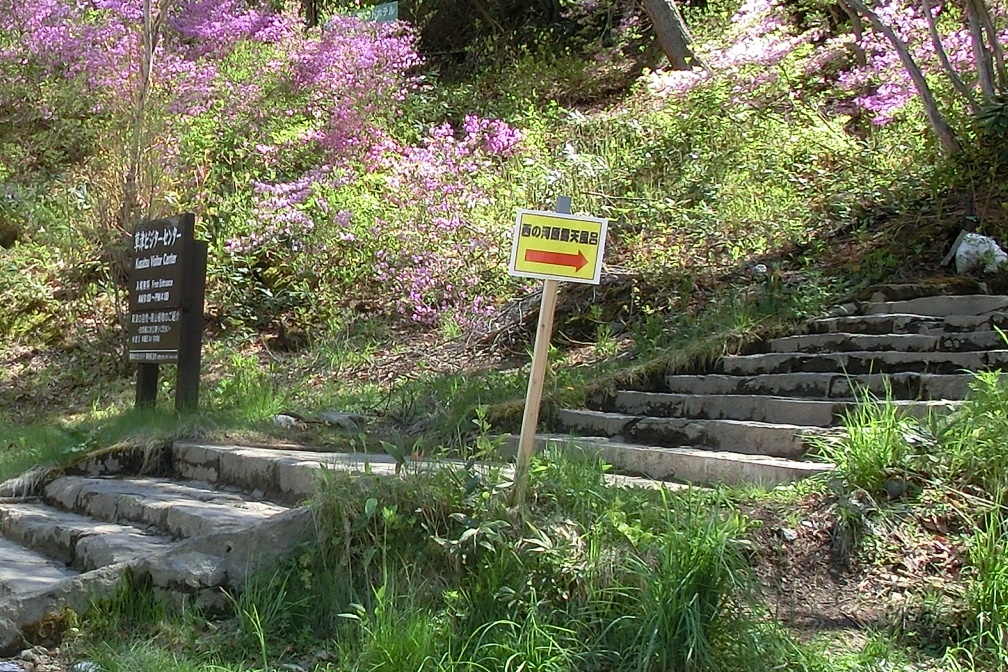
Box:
[0,66,107,174]
[209,353,290,423]
[205,452,796,671]
[229,566,315,667]
[336,578,449,672]
[88,642,208,672]
[593,491,754,672]
[0,406,181,481]
[804,375,1008,667]
[976,96,1008,143]
[962,501,1008,666]
[83,573,171,644]
[817,368,1008,501]
[0,252,60,341]
[938,371,1008,493]
[816,390,919,497]
[0,422,83,482]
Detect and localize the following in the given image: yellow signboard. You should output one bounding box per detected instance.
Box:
[508,209,608,284]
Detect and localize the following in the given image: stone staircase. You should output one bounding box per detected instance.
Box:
[0,443,414,655]
[3,285,1007,655]
[0,440,667,656]
[527,287,1008,488]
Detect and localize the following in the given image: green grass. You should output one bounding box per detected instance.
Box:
[815,389,921,498]
[0,408,185,482]
[71,452,811,671]
[802,369,1008,669]
[209,352,292,423]
[959,498,1008,668]
[820,370,1008,500]
[938,371,1008,493]
[66,442,1008,671]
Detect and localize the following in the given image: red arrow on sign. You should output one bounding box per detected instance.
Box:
[525,249,588,271]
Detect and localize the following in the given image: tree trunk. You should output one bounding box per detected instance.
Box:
[966,0,996,101]
[921,0,978,112]
[122,0,165,234]
[640,0,698,70]
[841,0,962,155]
[971,0,1008,92]
[840,2,867,67]
[303,0,319,28]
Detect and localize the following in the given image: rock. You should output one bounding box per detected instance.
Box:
[955,233,1008,274]
[272,414,301,429]
[17,648,44,664]
[0,219,18,249]
[67,662,101,672]
[139,551,226,591]
[826,302,858,318]
[317,412,366,433]
[0,618,23,657]
[0,662,26,672]
[884,478,906,500]
[778,527,798,542]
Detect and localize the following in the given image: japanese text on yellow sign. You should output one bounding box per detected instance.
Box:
[508,209,608,284]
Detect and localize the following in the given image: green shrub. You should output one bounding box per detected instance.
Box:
[816,391,920,497]
[938,371,1008,493]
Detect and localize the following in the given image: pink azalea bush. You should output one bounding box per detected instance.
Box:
[650,0,1007,126]
[0,0,525,329]
[833,0,1007,125]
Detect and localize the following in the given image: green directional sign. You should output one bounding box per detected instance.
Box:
[357,1,398,22]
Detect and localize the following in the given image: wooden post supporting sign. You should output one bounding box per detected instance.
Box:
[127,213,207,412]
[175,239,207,410]
[507,197,608,507]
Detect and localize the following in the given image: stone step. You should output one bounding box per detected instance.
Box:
[662,372,982,400]
[0,564,126,655]
[42,476,290,540]
[172,442,411,501]
[512,434,832,487]
[764,331,1007,354]
[864,282,986,303]
[557,409,830,459]
[717,350,1008,376]
[0,501,175,571]
[611,391,957,427]
[0,536,78,599]
[863,294,1008,317]
[804,312,1008,336]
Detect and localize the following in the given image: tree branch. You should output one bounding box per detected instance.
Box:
[921,0,978,112]
[841,0,962,155]
[966,0,996,101]
[122,0,169,233]
[971,0,1008,92]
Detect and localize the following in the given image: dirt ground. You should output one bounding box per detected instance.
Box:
[746,489,970,657]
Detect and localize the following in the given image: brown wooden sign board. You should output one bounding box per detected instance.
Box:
[128,214,193,313]
[127,212,207,411]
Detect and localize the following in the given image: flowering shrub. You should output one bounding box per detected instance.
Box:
[650,0,1007,129]
[2,0,528,331]
[369,115,522,324]
[832,0,1007,125]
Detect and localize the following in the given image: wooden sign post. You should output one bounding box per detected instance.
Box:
[507,197,608,507]
[127,213,207,412]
